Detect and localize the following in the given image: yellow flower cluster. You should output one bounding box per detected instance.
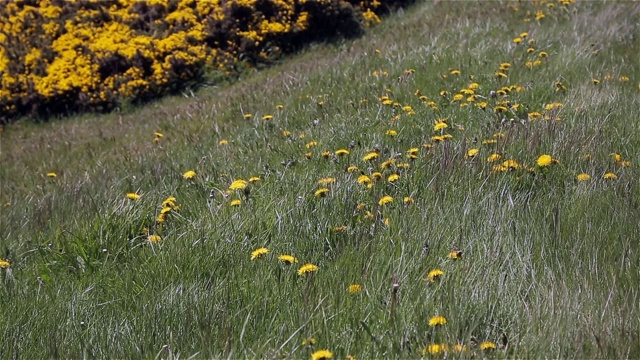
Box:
[0,0,402,122]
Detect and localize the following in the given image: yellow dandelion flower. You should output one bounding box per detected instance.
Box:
[487,153,502,162]
[499,63,512,71]
[46,172,57,178]
[422,344,446,356]
[262,114,273,121]
[536,154,554,167]
[450,69,461,75]
[318,177,336,186]
[162,196,177,207]
[480,341,497,351]
[513,37,522,44]
[230,179,248,190]
[495,72,508,79]
[282,130,292,137]
[311,349,333,360]
[610,153,623,163]
[160,206,172,215]
[380,159,395,169]
[386,129,398,136]
[0,258,11,268]
[183,170,196,179]
[452,344,467,353]
[576,173,591,182]
[466,148,479,159]
[276,104,284,110]
[331,225,347,233]
[603,172,617,180]
[433,121,448,132]
[378,195,393,206]
[156,213,166,223]
[219,139,229,145]
[363,152,379,161]
[528,112,543,120]
[251,247,269,260]
[502,159,520,170]
[428,315,447,327]
[278,255,298,264]
[126,193,141,200]
[314,188,330,197]
[347,165,359,172]
[154,132,164,138]
[305,152,313,159]
[298,263,319,276]
[230,199,242,207]
[348,284,362,294]
[249,176,261,183]
[243,113,253,119]
[426,269,444,282]
[321,151,332,158]
[619,76,629,82]
[539,51,548,58]
[387,174,400,183]
[306,141,318,148]
[592,79,600,85]
[302,337,316,346]
[335,149,350,156]
[403,196,414,204]
[148,234,162,243]
[448,250,463,260]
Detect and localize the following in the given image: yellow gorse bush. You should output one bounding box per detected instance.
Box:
[0,0,409,123]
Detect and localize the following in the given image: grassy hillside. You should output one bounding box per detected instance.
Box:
[1,1,639,358]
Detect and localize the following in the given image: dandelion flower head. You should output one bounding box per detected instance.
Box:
[422,344,446,356]
[230,179,248,190]
[183,170,196,179]
[576,173,591,182]
[480,341,497,351]
[536,154,554,167]
[298,263,319,276]
[126,192,141,200]
[311,349,333,360]
[278,255,298,264]
[428,315,447,327]
[314,188,330,197]
[426,269,444,282]
[251,247,269,260]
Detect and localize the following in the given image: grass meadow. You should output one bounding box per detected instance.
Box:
[1,1,640,358]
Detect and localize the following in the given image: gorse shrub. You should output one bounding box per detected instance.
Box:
[0,0,412,123]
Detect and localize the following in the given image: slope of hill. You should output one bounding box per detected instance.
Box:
[1,1,639,358]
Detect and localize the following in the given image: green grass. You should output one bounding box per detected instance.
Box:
[1,1,640,358]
